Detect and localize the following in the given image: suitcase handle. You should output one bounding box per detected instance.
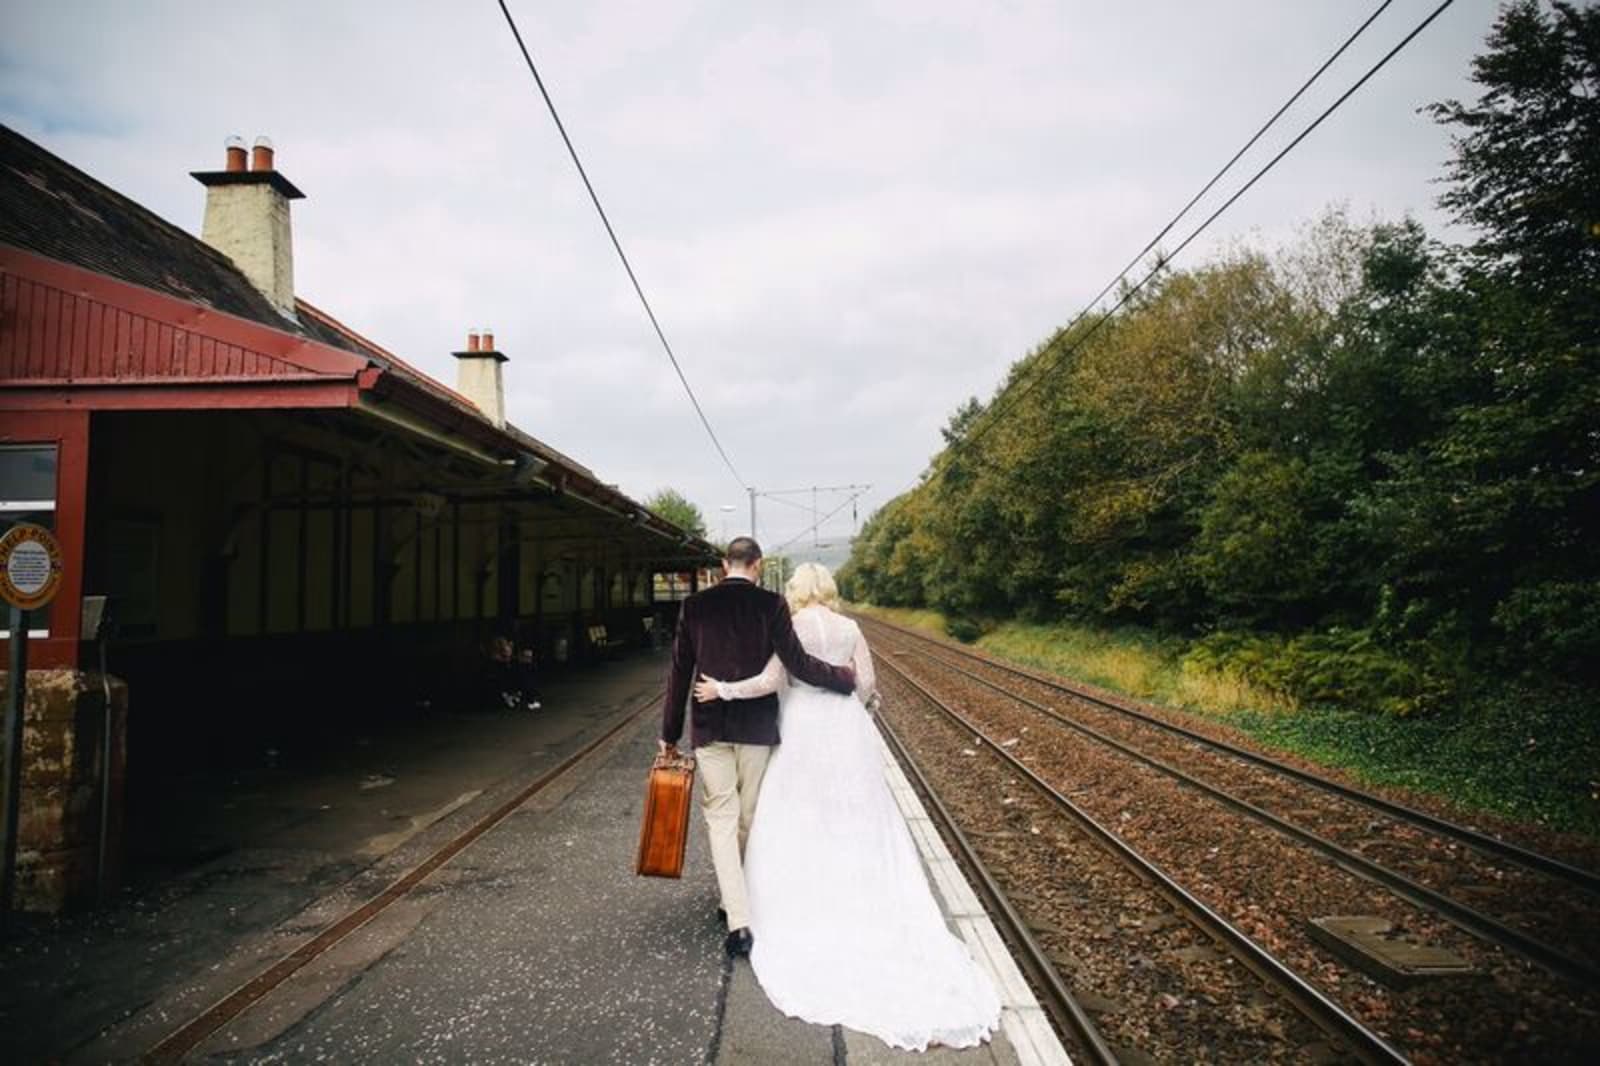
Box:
[653,749,696,773]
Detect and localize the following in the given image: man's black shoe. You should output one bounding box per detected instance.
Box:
[725,928,753,957]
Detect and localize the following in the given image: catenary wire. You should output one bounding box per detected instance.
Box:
[929,0,1454,482]
[495,0,748,492]
[1045,0,1398,372]
[770,489,872,555]
[761,493,820,515]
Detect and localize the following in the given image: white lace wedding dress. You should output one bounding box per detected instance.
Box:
[714,605,1001,1051]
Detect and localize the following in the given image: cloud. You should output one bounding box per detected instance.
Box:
[1,0,1498,544]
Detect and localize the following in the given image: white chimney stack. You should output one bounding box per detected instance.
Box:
[192,135,304,317]
[454,328,508,428]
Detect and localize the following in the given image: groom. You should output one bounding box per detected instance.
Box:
[661,536,857,957]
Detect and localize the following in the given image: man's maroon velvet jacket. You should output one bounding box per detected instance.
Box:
[662,576,856,749]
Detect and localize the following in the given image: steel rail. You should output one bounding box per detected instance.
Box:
[877,656,1410,1066]
[857,614,1600,895]
[874,709,1121,1066]
[877,633,1600,987]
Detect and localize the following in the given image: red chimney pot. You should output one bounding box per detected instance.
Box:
[467,331,481,353]
[482,330,495,351]
[251,135,275,172]
[224,135,247,172]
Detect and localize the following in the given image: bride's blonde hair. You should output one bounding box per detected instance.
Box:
[785,562,841,613]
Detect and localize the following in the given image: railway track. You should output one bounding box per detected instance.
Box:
[862,615,1600,1062]
[142,691,664,1063]
[875,657,1407,1064]
[857,614,1600,983]
[858,613,1600,896]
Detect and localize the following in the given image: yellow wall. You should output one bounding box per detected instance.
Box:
[91,410,676,645]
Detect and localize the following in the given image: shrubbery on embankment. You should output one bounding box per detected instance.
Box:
[854,604,1599,837]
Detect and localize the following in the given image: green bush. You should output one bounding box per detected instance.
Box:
[1185,627,1457,717]
[1492,581,1600,683]
[868,605,1598,833]
[946,617,983,644]
[1228,681,1600,835]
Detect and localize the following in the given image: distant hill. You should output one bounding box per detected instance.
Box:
[771,538,854,574]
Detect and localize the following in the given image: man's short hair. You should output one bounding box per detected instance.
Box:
[725,536,763,567]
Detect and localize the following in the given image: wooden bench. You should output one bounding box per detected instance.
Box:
[587,624,627,657]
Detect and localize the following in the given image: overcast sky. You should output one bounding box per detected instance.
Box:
[1,0,1500,551]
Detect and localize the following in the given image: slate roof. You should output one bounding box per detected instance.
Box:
[4,128,307,336]
[0,124,465,411]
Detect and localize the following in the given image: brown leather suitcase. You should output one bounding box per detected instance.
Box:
[635,750,695,878]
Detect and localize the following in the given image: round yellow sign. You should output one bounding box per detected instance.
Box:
[0,523,63,612]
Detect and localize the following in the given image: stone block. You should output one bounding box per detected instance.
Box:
[1,668,129,912]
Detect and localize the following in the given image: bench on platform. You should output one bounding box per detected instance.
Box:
[587,624,627,658]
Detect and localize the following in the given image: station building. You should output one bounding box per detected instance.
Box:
[0,126,717,910]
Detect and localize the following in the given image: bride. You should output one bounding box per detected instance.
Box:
[692,563,1001,1051]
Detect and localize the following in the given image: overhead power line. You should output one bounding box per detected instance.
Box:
[934,0,1453,477]
[754,483,873,547]
[494,0,748,492]
[1037,0,1396,378]
[759,483,875,497]
[770,488,872,556]
[761,493,819,515]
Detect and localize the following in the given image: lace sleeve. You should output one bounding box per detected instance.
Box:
[850,624,877,706]
[715,654,786,700]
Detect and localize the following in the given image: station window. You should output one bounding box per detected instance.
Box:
[0,444,59,638]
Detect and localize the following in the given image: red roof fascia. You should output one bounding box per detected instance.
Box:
[0,245,521,456]
[0,378,360,412]
[0,243,368,383]
[296,298,483,413]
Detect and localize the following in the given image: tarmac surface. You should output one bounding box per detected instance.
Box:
[3,650,1064,1064]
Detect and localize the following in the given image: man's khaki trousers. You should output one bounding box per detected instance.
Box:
[696,741,771,931]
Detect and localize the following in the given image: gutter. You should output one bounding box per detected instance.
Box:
[356,367,719,562]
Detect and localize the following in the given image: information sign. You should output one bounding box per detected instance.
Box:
[0,523,62,611]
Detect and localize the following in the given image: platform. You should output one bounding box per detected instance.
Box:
[2,651,1069,1063]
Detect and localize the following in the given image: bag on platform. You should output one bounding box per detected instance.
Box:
[635,748,695,878]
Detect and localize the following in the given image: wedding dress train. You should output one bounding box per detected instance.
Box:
[715,605,1001,1051]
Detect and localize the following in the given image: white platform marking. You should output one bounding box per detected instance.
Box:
[876,730,1075,1066]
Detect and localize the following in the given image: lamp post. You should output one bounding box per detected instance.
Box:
[719,504,736,545]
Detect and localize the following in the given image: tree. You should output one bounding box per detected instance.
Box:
[1192,452,1316,620]
[644,488,707,539]
[1426,0,1599,310]
[1405,0,1600,677]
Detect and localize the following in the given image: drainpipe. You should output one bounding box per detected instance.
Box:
[82,596,115,903]
[96,635,112,902]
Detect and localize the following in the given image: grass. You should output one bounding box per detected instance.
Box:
[853,602,1292,715]
[851,602,1600,838]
